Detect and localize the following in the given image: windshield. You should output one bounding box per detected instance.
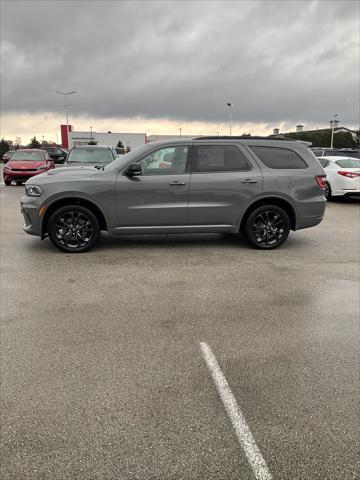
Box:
[106,143,155,170]
[12,151,45,161]
[335,158,360,169]
[67,148,113,164]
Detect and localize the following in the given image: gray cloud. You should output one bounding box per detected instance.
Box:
[1,0,359,125]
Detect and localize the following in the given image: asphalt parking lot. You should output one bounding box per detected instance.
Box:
[1,183,359,480]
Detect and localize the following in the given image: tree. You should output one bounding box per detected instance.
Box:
[117,140,124,149]
[28,136,41,148]
[284,130,357,148]
[0,138,10,158]
[125,145,131,153]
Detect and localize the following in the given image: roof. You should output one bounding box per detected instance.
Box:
[71,144,113,149]
[194,135,296,141]
[16,148,43,151]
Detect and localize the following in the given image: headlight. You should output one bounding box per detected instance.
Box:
[25,185,43,197]
[4,165,11,171]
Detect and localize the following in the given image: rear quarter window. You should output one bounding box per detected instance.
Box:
[318,158,330,168]
[335,158,360,168]
[250,146,308,169]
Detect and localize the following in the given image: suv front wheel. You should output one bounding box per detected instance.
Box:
[48,205,100,253]
[243,205,290,249]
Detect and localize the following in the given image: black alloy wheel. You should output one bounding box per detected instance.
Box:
[244,205,290,249]
[48,205,100,253]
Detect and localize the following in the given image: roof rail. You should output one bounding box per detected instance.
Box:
[193,135,296,141]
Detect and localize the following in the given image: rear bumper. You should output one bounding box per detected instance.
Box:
[296,196,326,230]
[332,189,360,197]
[297,215,324,230]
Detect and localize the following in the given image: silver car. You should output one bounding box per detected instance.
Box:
[21,137,326,252]
[64,144,118,167]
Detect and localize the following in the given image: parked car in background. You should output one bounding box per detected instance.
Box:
[312,148,360,159]
[40,146,68,164]
[2,150,15,163]
[317,156,360,199]
[64,145,117,167]
[21,137,326,253]
[3,149,55,185]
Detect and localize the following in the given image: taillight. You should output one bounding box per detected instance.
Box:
[337,171,360,179]
[315,175,326,189]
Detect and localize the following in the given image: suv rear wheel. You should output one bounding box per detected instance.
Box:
[48,205,100,253]
[243,205,290,249]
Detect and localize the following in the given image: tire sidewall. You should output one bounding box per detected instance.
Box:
[325,182,331,200]
[48,205,100,253]
[244,205,290,250]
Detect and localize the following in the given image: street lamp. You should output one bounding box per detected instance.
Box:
[56,90,76,146]
[226,102,234,136]
[330,113,338,149]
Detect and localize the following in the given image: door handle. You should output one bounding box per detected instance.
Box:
[242,179,258,184]
[169,181,186,186]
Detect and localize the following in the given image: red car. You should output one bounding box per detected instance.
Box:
[3,149,55,185]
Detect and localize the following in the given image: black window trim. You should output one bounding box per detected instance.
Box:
[191,143,252,174]
[249,145,309,170]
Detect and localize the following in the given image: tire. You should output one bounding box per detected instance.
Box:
[325,182,332,200]
[48,205,100,253]
[243,205,290,250]
[4,180,11,186]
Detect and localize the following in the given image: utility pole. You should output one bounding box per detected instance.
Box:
[330,114,338,149]
[56,90,76,147]
[226,102,234,136]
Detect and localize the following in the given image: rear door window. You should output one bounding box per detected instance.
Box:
[250,146,308,169]
[192,145,250,172]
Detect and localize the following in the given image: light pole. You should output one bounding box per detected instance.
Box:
[56,90,76,146]
[226,102,234,136]
[330,113,338,149]
[90,126,93,142]
[179,127,182,139]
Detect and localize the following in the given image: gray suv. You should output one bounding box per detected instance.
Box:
[21,137,326,253]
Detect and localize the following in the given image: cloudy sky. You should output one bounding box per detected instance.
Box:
[1,0,359,143]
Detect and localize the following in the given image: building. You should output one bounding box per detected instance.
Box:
[59,125,201,149]
[60,125,146,150]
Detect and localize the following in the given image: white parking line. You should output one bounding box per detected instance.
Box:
[200,342,272,480]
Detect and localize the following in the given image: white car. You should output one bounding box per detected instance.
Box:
[318,156,360,199]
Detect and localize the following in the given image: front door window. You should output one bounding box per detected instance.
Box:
[137,146,188,175]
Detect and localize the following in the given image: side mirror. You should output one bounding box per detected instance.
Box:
[125,163,142,176]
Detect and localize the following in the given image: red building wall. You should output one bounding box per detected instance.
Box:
[60,124,73,148]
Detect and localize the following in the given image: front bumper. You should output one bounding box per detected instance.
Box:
[20,195,43,237]
[4,169,46,182]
